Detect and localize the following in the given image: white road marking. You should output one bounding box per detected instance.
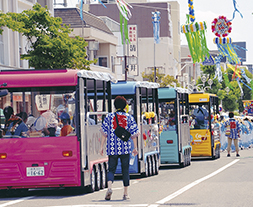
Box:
[155,159,240,205]
[0,160,239,207]
[0,196,35,207]
[47,205,112,207]
[47,205,148,207]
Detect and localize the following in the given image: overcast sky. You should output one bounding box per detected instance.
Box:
[60,0,253,64]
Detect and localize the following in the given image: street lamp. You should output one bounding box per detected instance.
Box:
[186,73,213,93]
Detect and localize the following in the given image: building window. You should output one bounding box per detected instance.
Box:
[98,57,108,67]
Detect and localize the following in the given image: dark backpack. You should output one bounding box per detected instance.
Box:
[114,113,131,142]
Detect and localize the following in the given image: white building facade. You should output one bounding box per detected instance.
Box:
[0,0,54,70]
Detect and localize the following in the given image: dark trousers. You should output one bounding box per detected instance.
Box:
[107,154,130,187]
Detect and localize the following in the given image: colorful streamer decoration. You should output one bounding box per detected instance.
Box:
[224,71,233,90]
[236,78,243,97]
[227,63,241,79]
[211,16,232,38]
[227,64,252,90]
[212,0,243,66]
[212,17,240,65]
[152,10,161,44]
[181,0,209,63]
[240,68,252,84]
[98,0,107,8]
[212,1,245,86]
[213,56,222,83]
[181,20,209,63]
[230,0,243,21]
[188,0,195,22]
[116,0,133,44]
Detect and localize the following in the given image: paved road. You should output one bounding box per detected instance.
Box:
[1,149,253,207]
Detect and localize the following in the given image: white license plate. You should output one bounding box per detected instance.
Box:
[26,167,45,177]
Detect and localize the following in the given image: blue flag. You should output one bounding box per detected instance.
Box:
[80,0,83,20]
[152,11,161,44]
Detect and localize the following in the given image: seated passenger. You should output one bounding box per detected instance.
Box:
[3,106,28,137]
[27,111,51,137]
[193,106,208,129]
[16,112,28,124]
[33,114,49,136]
[26,114,36,131]
[168,119,176,130]
[60,112,73,136]
[88,116,96,125]
[3,106,13,129]
[47,117,58,137]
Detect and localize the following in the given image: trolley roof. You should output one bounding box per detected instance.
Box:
[0,69,116,88]
[189,92,217,103]
[111,81,160,95]
[158,87,189,99]
[158,87,177,99]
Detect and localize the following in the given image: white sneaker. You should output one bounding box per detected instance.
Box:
[123,194,130,200]
[105,189,112,200]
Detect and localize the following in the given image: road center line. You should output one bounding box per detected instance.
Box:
[0,196,35,207]
[155,159,239,205]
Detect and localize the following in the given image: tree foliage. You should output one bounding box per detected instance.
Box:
[1,3,94,69]
[142,68,180,87]
[199,64,253,113]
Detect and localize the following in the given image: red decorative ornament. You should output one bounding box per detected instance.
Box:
[143,133,147,140]
[211,16,232,37]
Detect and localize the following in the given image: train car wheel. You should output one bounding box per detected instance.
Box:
[152,156,156,175]
[148,156,153,176]
[101,164,106,189]
[155,154,159,175]
[188,150,191,165]
[145,157,149,177]
[87,167,96,193]
[95,165,101,191]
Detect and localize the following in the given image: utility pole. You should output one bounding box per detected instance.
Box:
[152,10,161,83]
[124,55,128,81]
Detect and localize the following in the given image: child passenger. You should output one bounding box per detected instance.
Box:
[60,112,73,136]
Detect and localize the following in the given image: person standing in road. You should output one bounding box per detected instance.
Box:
[225,112,241,157]
[100,96,139,201]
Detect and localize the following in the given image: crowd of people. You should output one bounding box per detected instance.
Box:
[219,113,253,153]
[1,106,75,138]
[188,107,253,156]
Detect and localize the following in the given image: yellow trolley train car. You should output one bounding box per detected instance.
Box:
[189,92,220,159]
